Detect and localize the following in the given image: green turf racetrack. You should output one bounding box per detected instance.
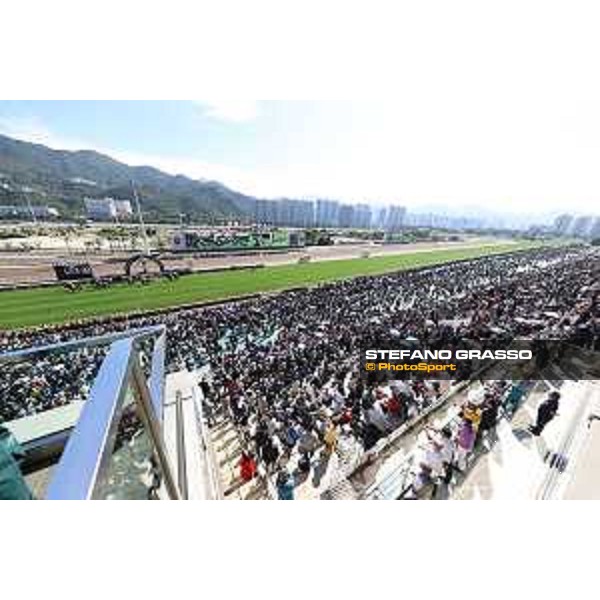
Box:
[0,242,539,329]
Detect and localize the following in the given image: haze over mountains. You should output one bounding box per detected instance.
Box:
[0,133,556,228]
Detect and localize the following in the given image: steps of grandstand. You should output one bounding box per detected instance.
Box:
[343,379,560,500]
[363,376,597,501]
[210,419,270,500]
[319,381,468,499]
[209,414,368,500]
[450,380,599,500]
[322,479,358,500]
[164,370,223,500]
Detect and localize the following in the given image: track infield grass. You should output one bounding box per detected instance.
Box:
[0,241,540,329]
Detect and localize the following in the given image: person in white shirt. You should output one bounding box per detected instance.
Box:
[367,401,390,434]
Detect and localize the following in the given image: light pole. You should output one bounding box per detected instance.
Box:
[24,192,37,225]
[131,180,150,255]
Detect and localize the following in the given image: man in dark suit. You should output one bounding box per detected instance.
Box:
[529,391,561,436]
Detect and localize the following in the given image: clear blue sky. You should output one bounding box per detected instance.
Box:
[0,100,351,170]
[0,101,365,200]
[0,100,598,215]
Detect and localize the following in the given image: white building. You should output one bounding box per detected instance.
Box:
[84,197,132,221]
[114,199,133,218]
[84,197,117,220]
[31,205,60,219]
[0,204,60,219]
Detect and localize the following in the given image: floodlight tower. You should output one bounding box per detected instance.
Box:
[23,192,37,225]
[131,180,150,255]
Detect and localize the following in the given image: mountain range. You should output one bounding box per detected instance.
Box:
[0,134,256,221]
[0,133,556,229]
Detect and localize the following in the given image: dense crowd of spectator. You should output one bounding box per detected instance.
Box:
[1,245,598,495]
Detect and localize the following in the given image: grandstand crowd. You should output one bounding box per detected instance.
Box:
[1,245,599,496]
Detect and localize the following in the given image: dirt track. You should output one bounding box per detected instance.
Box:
[0,237,508,287]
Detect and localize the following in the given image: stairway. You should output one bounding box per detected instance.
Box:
[209,419,269,500]
[321,478,358,500]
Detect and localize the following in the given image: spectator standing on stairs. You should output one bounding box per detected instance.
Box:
[0,426,32,500]
[477,393,500,447]
[323,421,339,456]
[439,427,455,484]
[529,391,561,436]
[202,397,216,428]
[239,451,257,482]
[262,436,281,474]
[455,418,476,471]
[276,469,294,500]
[504,381,526,416]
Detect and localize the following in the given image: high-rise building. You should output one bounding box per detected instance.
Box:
[272,199,313,227]
[553,214,574,236]
[353,204,373,229]
[255,198,314,227]
[588,217,600,240]
[292,199,310,227]
[255,199,278,225]
[381,205,406,232]
[570,215,593,238]
[404,211,484,230]
[338,204,355,228]
[315,199,340,227]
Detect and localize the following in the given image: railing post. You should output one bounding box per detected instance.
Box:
[149,331,167,421]
[131,360,181,500]
[45,339,135,500]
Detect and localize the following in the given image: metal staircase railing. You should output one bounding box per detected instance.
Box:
[1,326,180,500]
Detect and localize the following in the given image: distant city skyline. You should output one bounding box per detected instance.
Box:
[0,100,598,221]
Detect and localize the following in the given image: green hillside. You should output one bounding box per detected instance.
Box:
[0,134,256,221]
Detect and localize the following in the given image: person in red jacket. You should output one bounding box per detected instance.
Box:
[386,394,402,417]
[239,451,257,482]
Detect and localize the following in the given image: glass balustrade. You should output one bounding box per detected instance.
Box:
[0,326,180,500]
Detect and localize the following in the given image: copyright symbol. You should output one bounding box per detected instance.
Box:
[365,363,376,371]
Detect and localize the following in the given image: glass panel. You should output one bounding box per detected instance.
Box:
[93,384,166,500]
[1,342,109,499]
